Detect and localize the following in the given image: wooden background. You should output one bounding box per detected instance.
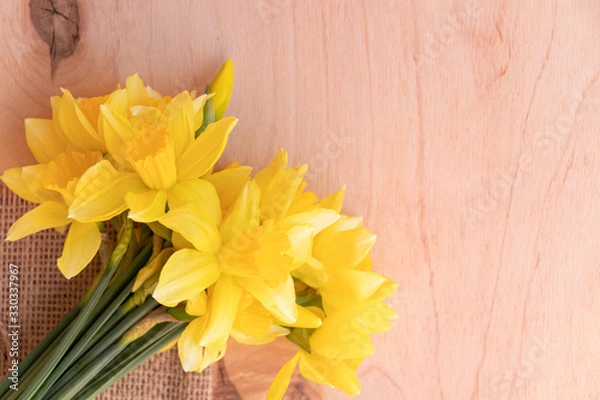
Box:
[1,1,599,399]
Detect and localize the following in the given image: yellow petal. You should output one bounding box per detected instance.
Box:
[126,190,168,223]
[192,93,209,131]
[276,305,322,329]
[283,225,313,267]
[298,351,361,396]
[231,294,289,344]
[161,91,196,157]
[153,249,220,307]
[22,165,63,203]
[313,227,376,270]
[320,185,346,213]
[176,116,238,181]
[126,74,149,106]
[57,221,102,279]
[209,59,234,120]
[219,181,260,244]
[158,202,221,254]
[254,149,288,194]
[167,179,221,225]
[324,215,363,233]
[199,274,243,346]
[186,290,208,316]
[58,89,104,151]
[260,165,307,222]
[178,315,226,373]
[309,314,374,360]
[266,352,300,400]
[25,118,67,163]
[6,201,70,241]
[125,125,178,191]
[203,165,252,212]
[237,275,298,324]
[291,257,328,288]
[323,269,386,303]
[132,248,174,292]
[280,203,340,233]
[354,300,397,334]
[69,160,146,222]
[286,190,319,215]
[1,167,39,203]
[100,104,137,165]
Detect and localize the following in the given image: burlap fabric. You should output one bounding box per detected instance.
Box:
[0,183,212,399]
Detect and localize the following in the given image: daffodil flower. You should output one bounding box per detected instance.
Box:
[1,151,106,278]
[151,151,345,372]
[67,94,238,223]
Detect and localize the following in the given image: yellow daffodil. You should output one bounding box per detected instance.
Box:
[1,151,105,278]
[68,60,237,224]
[267,296,397,399]
[151,151,345,372]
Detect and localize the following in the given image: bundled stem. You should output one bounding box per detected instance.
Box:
[0,220,180,400]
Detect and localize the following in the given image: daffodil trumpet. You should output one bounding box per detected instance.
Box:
[0,59,397,400]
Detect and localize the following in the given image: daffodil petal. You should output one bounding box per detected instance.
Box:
[219,181,260,244]
[237,275,298,324]
[158,203,221,254]
[280,209,340,235]
[266,352,300,400]
[254,149,288,194]
[185,290,208,317]
[1,167,39,203]
[291,257,328,288]
[100,104,137,165]
[298,352,361,396]
[199,274,243,346]
[313,227,376,269]
[162,91,195,157]
[323,269,386,302]
[176,116,238,180]
[21,165,63,203]
[57,221,102,279]
[320,185,346,213]
[284,225,313,267]
[6,201,69,241]
[167,179,221,225]
[153,249,220,307]
[126,74,149,106]
[25,118,67,163]
[276,305,322,329]
[203,165,252,212]
[192,94,209,131]
[126,190,168,223]
[178,316,209,372]
[58,89,104,150]
[69,160,146,222]
[309,314,374,360]
[132,248,174,292]
[260,165,307,222]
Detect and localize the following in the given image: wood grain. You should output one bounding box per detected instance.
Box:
[1,0,600,398]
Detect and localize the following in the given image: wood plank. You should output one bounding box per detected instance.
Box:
[1,0,599,398]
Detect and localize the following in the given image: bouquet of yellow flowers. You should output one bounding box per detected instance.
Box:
[0,61,397,399]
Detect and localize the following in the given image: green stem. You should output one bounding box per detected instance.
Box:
[46,297,158,397]
[32,280,138,398]
[0,305,78,397]
[54,322,186,400]
[7,220,133,400]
